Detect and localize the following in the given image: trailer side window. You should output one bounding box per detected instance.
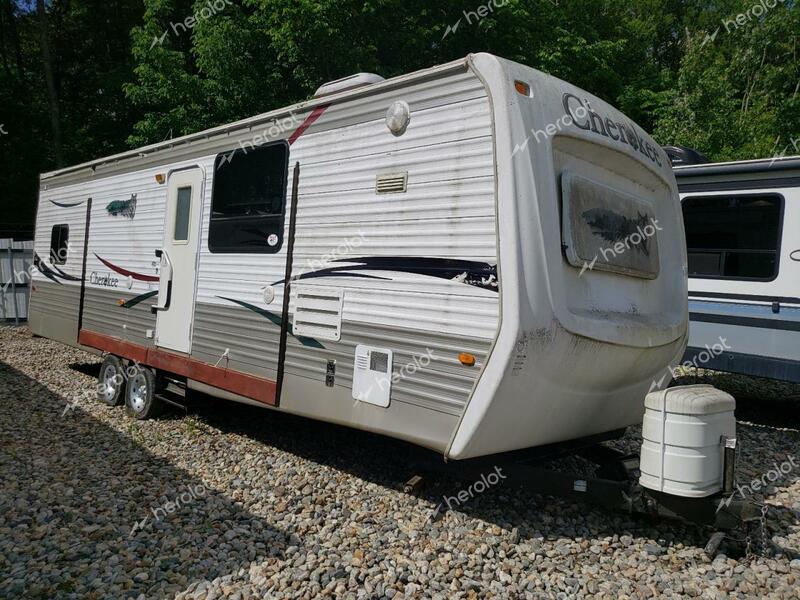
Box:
[682,194,783,281]
[50,224,69,265]
[209,141,289,253]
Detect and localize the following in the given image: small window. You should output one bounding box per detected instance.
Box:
[50,224,69,265]
[174,186,192,242]
[209,141,289,253]
[682,194,783,281]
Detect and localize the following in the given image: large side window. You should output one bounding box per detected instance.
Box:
[682,194,783,281]
[209,141,289,253]
[50,224,69,265]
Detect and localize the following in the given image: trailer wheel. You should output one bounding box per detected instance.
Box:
[97,355,125,406]
[125,366,163,420]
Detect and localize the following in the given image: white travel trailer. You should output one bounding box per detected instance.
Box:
[675,156,800,383]
[29,53,688,461]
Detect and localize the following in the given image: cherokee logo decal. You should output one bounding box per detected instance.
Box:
[562,93,664,167]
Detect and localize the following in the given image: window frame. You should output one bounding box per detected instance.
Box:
[50,224,69,265]
[208,140,290,254]
[681,192,785,283]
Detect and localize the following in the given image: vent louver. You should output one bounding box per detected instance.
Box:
[375,172,408,194]
[292,286,344,341]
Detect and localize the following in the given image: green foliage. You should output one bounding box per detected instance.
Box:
[1,0,799,235]
[654,1,800,161]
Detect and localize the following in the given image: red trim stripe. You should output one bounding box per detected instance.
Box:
[79,330,277,406]
[95,254,159,282]
[288,105,330,146]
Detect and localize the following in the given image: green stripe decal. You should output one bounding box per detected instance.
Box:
[119,290,158,309]
[217,296,325,349]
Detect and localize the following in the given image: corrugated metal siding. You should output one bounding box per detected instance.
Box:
[28,281,80,328]
[194,68,498,417]
[32,65,499,426]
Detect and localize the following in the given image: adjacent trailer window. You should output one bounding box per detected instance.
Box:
[682,194,783,281]
[209,141,290,253]
[50,224,69,265]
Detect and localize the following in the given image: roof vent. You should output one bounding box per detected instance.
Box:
[314,73,385,98]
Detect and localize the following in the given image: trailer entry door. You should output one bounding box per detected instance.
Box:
[154,167,204,353]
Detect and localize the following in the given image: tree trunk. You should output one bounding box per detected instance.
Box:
[36,0,64,167]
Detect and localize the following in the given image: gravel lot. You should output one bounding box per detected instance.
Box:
[1,325,799,599]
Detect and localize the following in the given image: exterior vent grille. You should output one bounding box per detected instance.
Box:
[376,172,408,194]
[292,286,344,342]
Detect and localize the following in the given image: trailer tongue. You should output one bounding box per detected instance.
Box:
[415,385,772,558]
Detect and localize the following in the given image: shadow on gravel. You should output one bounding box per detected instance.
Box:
[56,360,800,563]
[182,392,794,558]
[0,361,294,600]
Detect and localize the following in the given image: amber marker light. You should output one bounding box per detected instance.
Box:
[155,173,166,184]
[117,299,126,306]
[459,353,476,367]
[514,80,532,97]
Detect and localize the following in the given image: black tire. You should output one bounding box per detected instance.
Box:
[125,365,164,420]
[97,355,125,407]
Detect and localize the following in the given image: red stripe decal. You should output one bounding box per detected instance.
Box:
[95,254,159,282]
[79,330,277,406]
[288,104,330,146]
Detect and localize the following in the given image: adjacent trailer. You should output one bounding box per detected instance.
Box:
[675,156,800,383]
[30,53,688,460]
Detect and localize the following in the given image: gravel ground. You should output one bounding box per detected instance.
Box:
[1,325,799,599]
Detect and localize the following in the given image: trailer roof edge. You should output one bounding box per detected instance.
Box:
[41,56,473,182]
[674,155,800,178]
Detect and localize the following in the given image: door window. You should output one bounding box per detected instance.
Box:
[173,186,192,242]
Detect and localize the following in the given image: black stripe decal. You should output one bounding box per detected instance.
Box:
[272,256,498,291]
[77,198,92,335]
[276,162,301,405]
[678,177,800,192]
[689,291,800,305]
[682,347,800,384]
[49,199,86,208]
[690,312,800,332]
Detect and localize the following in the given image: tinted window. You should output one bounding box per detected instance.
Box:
[682,194,782,281]
[174,186,192,242]
[50,224,69,265]
[209,142,289,253]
